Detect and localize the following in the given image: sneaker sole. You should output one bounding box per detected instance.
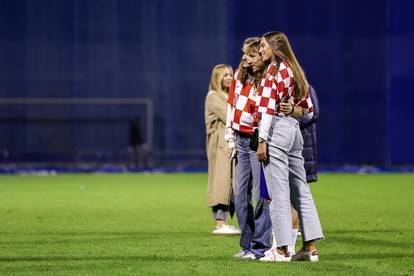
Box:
[259,258,275,262]
[292,254,319,262]
[211,232,240,236]
[309,255,319,262]
[241,257,256,260]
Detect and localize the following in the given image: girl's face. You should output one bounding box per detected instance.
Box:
[242,45,254,68]
[259,37,273,61]
[221,68,233,89]
[251,51,264,73]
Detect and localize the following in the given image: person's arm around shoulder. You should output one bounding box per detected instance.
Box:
[296,85,319,129]
[304,85,319,124]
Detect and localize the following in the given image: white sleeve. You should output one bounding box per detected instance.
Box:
[224,103,235,148]
[258,113,272,141]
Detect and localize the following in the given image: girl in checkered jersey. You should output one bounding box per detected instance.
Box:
[205,64,241,236]
[224,37,272,259]
[256,31,324,262]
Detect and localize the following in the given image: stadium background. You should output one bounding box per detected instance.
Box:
[1,1,413,275]
[0,0,413,169]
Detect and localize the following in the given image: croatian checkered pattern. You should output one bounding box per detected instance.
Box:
[256,60,314,140]
[227,73,258,136]
[257,60,314,116]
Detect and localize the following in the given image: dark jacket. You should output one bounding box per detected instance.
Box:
[297,86,319,183]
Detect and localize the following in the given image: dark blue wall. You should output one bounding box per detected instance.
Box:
[0,0,412,165]
[228,0,388,165]
[388,0,414,164]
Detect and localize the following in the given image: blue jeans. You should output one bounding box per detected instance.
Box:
[234,134,272,257]
[264,116,324,246]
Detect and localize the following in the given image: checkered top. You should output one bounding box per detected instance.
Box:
[227,72,259,135]
[256,60,314,140]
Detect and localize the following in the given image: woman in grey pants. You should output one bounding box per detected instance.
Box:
[256,31,324,262]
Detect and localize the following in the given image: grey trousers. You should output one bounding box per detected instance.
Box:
[264,116,324,247]
[234,135,272,257]
[212,204,229,221]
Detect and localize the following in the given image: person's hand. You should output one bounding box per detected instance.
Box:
[228,147,237,159]
[257,142,267,162]
[280,102,293,115]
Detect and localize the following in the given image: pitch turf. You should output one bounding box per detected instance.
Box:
[0,173,413,275]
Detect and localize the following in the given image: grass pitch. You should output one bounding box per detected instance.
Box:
[0,173,413,275]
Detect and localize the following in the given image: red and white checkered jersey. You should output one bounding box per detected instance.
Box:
[227,72,258,135]
[256,60,314,140]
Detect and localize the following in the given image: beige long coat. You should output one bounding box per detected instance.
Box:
[205,90,232,207]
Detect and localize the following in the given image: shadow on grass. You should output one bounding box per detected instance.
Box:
[326,234,414,249]
[323,252,414,261]
[0,255,226,263]
[2,228,412,236]
[0,230,208,237]
[1,254,413,275]
[327,229,414,234]
[0,230,222,246]
[1,252,414,263]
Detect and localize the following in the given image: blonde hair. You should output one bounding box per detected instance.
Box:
[263,31,309,99]
[208,64,233,95]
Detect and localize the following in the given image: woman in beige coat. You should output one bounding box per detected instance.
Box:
[205,64,240,236]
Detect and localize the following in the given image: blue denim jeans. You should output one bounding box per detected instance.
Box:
[234,134,272,257]
[264,116,324,246]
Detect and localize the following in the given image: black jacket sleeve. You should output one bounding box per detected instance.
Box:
[298,85,319,129]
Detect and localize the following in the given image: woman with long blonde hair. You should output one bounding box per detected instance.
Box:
[256,31,324,262]
[205,64,240,236]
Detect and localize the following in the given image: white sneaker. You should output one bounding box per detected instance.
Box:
[259,249,291,262]
[264,244,277,256]
[233,250,248,258]
[212,224,241,236]
[226,225,241,235]
[288,245,296,256]
[241,252,256,260]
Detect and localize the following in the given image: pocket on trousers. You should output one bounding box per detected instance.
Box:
[272,125,295,152]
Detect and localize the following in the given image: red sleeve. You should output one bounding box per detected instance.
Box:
[296,91,314,114]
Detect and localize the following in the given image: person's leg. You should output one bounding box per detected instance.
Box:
[212,204,241,236]
[234,136,255,252]
[132,146,140,169]
[288,207,299,254]
[262,118,299,258]
[249,152,272,258]
[288,125,323,258]
[264,144,292,251]
[212,204,229,228]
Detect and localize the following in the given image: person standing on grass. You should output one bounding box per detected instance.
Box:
[205,64,241,236]
[265,85,319,256]
[256,31,324,262]
[225,37,272,259]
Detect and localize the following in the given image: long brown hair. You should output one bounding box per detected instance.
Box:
[237,37,261,85]
[208,64,233,95]
[237,37,264,87]
[263,31,309,99]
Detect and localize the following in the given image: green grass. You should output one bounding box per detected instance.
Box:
[0,173,413,275]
